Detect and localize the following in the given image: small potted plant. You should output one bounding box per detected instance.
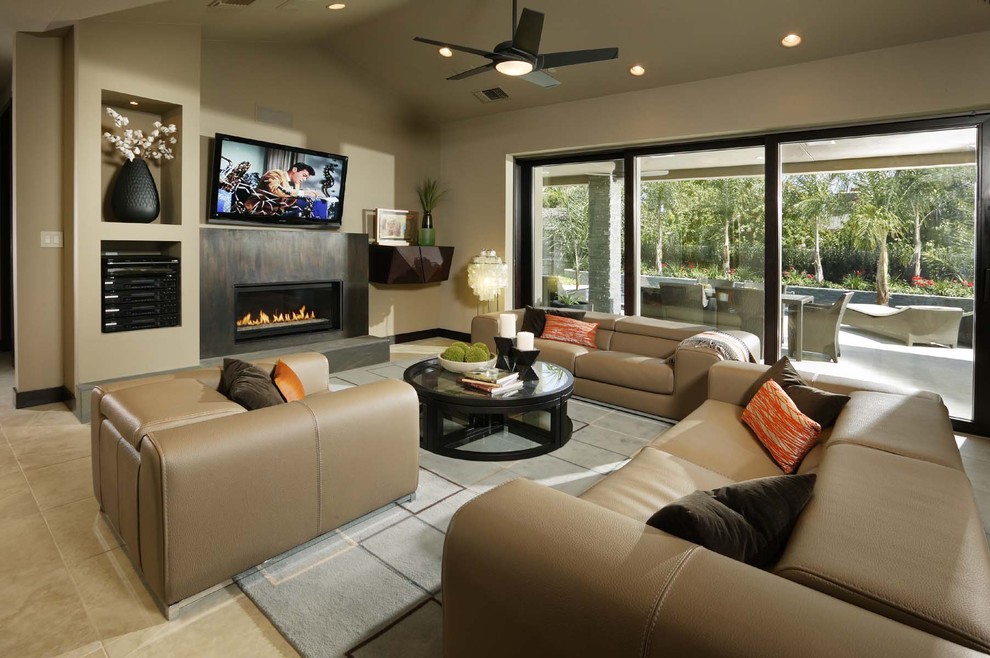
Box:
[550,288,592,311]
[416,177,447,246]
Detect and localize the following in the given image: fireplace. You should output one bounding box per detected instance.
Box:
[234,281,342,342]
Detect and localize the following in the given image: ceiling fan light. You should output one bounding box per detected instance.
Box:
[495,60,534,76]
[438,47,453,57]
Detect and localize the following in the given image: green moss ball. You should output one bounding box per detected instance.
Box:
[465,346,491,362]
[442,345,467,362]
[472,342,490,352]
[450,341,470,351]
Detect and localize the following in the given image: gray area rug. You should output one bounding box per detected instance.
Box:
[236,362,672,657]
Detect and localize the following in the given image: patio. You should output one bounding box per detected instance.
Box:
[789,326,974,421]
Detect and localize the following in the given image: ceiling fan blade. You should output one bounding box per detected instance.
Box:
[414,36,495,59]
[512,8,544,56]
[447,63,496,81]
[520,69,560,88]
[538,47,619,69]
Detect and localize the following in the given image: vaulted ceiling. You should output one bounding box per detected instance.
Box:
[5,0,990,122]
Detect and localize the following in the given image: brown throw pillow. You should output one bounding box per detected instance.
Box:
[647,474,817,568]
[742,356,805,405]
[787,385,850,430]
[520,306,587,336]
[221,358,285,410]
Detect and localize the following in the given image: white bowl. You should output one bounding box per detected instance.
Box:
[438,355,497,374]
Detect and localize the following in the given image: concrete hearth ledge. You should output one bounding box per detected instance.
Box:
[74,335,390,423]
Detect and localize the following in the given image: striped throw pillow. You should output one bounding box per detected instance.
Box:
[741,379,821,474]
[540,314,599,349]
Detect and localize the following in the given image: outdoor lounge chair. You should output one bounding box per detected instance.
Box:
[843,303,967,348]
[791,292,853,362]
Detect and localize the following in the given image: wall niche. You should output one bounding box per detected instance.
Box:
[100,90,182,225]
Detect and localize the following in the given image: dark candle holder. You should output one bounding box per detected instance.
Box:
[494,336,516,370]
[508,347,541,381]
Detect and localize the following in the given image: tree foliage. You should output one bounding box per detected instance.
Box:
[544,164,975,302]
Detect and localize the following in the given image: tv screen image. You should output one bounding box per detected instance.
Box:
[210,133,348,228]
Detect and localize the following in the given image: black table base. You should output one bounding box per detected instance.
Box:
[420,399,573,462]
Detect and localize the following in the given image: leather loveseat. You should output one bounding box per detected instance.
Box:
[473,309,759,420]
[91,352,420,615]
[443,361,990,657]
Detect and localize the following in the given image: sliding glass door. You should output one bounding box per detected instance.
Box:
[533,159,624,313]
[779,128,977,420]
[635,147,765,349]
[518,115,989,432]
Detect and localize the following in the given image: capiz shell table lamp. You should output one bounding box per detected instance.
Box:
[467,249,509,313]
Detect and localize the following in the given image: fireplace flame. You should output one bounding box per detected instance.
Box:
[237,305,316,328]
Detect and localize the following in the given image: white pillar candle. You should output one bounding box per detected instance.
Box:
[498,313,517,338]
[517,331,535,351]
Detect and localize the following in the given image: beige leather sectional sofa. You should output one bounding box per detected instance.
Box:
[443,361,990,657]
[473,309,759,420]
[91,352,420,615]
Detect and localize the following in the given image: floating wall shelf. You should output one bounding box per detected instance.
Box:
[369,245,454,285]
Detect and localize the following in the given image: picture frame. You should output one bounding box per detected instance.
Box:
[375,208,417,245]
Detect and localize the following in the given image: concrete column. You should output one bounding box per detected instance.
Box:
[587,174,622,313]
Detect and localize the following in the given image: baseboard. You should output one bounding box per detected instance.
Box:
[15,385,73,409]
[393,328,470,344]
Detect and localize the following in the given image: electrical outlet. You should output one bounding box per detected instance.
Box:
[40,231,63,248]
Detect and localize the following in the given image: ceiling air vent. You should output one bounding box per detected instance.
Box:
[473,88,510,104]
[208,0,256,8]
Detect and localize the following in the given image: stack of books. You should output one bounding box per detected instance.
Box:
[458,368,524,396]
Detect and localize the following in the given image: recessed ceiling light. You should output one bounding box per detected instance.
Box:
[129,101,139,106]
[629,65,646,76]
[327,3,346,9]
[781,34,802,47]
[438,47,453,58]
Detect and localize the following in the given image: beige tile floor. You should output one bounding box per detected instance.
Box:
[0,344,988,657]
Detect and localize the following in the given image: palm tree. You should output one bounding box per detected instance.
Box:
[788,173,850,283]
[846,171,905,305]
[640,181,683,275]
[542,185,590,287]
[898,167,972,279]
[693,178,763,277]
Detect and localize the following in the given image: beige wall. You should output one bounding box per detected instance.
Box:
[437,30,990,333]
[12,33,65,393]
[70,19,202,388]
[62,30,75,393]
[199,40,443,338]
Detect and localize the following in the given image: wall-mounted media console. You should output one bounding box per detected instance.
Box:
[101,254,181,333]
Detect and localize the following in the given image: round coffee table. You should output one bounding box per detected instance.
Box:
[403,358,574,461]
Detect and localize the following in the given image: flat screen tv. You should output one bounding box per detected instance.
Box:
[209,133,348,229]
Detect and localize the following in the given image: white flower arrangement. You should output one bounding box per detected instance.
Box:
[102,107,178,162]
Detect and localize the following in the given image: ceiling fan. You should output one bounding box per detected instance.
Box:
[413,0,619,88]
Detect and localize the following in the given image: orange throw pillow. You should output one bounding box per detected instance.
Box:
[540,314,599,349]
[272,359,305,402]
[741,380,821,474]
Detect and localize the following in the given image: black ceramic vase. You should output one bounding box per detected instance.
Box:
[111,158,160,223]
